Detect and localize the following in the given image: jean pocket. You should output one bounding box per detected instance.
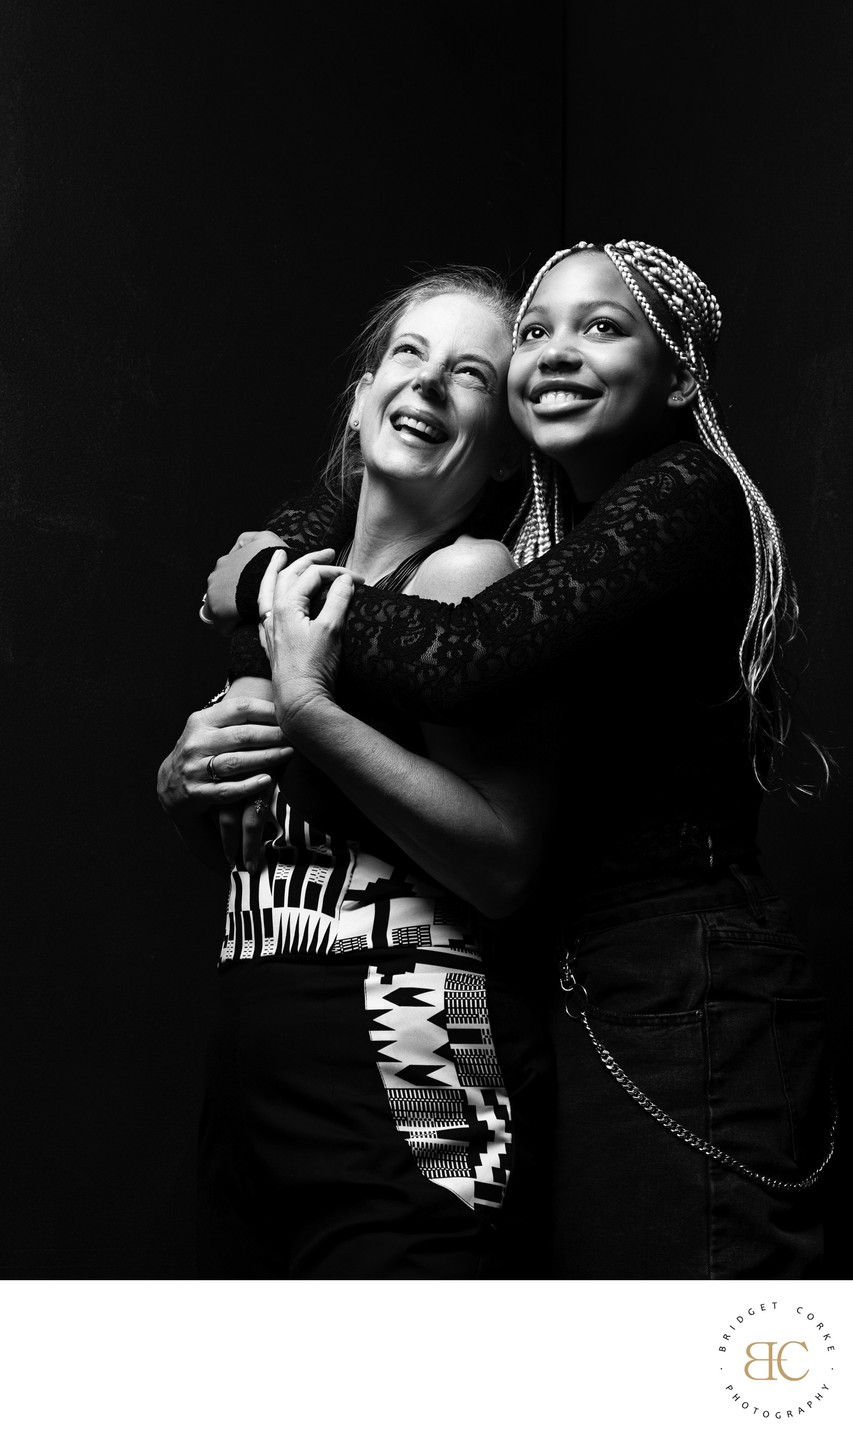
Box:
[773,996,832,1166]
[584,1003,709,1138]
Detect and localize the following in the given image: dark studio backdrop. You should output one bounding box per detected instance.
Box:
[2,1,851,1278]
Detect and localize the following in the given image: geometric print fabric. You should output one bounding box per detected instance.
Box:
[365,961,511,1214]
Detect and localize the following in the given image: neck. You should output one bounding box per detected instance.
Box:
[555,426,682,504]
[346,471,472,585]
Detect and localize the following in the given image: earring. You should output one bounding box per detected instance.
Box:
[350,417,360,429]
[496,467,504,479]
[673,394,683,404]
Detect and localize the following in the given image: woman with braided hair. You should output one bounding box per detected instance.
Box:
[166,240,834,1278]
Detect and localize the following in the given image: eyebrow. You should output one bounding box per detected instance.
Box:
[393,332,500,382]
[524,298,639,323]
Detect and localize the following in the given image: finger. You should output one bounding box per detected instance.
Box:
[242,786,274,873]
[206,770,284,807]
[270,563,335,616]
[210,722,288,751]
[206,745,291,782]
[257,548,290,617]
[285,548,336,571]
[314,571,355,628]
[270,562,353,612]
[207,695,281,728]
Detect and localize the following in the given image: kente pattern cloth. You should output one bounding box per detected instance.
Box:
[364,959,511,1213]
[219,804,482,965]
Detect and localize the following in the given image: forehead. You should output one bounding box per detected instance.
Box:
[391,292,510,359]
[531,250,641,317]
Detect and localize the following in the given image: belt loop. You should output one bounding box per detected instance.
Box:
[730,862,767,924]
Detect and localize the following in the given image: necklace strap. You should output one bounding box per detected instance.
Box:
[336,527,464,593]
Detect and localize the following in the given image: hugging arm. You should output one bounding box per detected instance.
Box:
[227,444,750,718]
[264,548,556,918]
[331,444,752,723]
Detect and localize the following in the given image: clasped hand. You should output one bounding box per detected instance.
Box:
[205,529,285,634]
[258,549,358,733]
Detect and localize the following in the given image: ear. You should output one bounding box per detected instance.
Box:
[349,372,374,427]
[667,364,699,410]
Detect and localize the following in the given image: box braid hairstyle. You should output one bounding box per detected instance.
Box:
[507,238,813,790]
[318,266,518,506]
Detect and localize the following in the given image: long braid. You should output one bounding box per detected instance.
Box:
[509,238,808,786]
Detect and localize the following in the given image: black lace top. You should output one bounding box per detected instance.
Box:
[229,440,761,881]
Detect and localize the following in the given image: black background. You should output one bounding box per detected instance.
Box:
[2,1,850,1278]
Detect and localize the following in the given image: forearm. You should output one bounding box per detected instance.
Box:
[335,444,749,723]
[285,697,533,917]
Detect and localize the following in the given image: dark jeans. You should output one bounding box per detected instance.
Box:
[547,863,832,1279]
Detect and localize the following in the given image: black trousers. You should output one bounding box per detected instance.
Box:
[547,864,830,1278]
[198,950,552,1279]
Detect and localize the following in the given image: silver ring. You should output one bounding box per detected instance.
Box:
[199,593,215,627]
[254,797,269,815]
[207,755,221,783]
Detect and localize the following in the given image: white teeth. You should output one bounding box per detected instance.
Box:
[395,415,444,440]
[533,390,594,408]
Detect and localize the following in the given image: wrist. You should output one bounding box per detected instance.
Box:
[274,688,338,745]
[236,545,288,622]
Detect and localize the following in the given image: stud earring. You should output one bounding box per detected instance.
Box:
[350,417,360,429]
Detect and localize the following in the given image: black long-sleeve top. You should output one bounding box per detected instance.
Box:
[230,440,761,882]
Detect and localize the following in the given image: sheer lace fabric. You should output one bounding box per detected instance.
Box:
[229,441,760,860]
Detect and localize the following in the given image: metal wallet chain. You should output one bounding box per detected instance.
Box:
[559,944,837,1193]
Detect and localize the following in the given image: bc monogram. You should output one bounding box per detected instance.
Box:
[743,1342,809,1382]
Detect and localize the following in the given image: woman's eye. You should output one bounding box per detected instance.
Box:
[585,318,623,336]
[519,323,547,343]
[391,342,422,360]
[456,365,489,387]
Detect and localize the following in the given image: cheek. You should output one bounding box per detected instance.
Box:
[507,383,530,432]
[507,356,526,403]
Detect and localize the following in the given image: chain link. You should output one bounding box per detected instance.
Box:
[560,950,837,1193]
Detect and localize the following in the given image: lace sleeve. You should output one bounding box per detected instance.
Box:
[264,484,353,553]
[337,441,753,723]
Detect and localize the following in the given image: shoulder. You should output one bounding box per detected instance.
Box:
[621,439,738,495]
[407,535,517,603]
[608,439,746,525]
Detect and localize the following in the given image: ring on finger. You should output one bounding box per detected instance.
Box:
[254,797,269,815]
[207,755,221,783]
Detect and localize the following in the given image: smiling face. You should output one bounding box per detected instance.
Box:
[508,250,684,488]
[353,292,513,516]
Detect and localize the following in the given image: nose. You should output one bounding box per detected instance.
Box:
[412,360,447,400]
[538,334,583,370]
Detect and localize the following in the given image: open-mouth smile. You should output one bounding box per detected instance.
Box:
[529,383,600,409]
[391,409,448,444]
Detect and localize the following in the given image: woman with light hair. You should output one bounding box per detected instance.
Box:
[159,266,555,1279]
